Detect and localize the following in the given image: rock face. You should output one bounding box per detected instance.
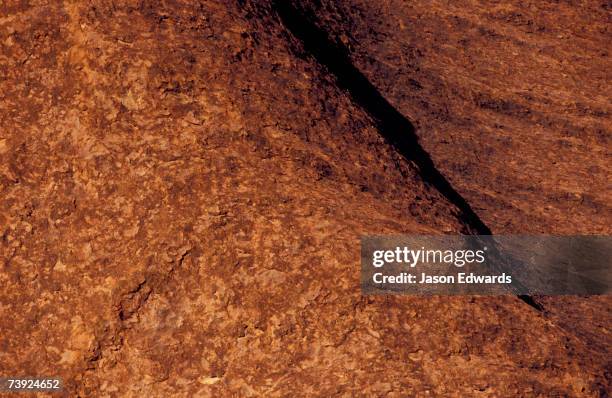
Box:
[286,0,611,235]
[0,1,609,397]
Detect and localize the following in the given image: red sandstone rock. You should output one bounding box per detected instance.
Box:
[0,1,609,396]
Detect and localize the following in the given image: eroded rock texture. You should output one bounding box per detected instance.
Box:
[0,1,610,396]
[287,0,611,234]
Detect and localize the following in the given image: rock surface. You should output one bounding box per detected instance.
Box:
[0,1,609,396]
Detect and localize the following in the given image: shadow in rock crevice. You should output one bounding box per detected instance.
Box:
[273,0,491,236]
[272,2,547,312]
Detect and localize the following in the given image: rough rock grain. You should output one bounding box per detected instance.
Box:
[0,1,610,397]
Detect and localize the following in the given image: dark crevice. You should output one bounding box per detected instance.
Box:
[273,1,491,235]
[518,295,545,311]
[273,2,543,311]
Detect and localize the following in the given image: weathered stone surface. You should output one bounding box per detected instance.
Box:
[288,0,611,234]
[0,1,609,396]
